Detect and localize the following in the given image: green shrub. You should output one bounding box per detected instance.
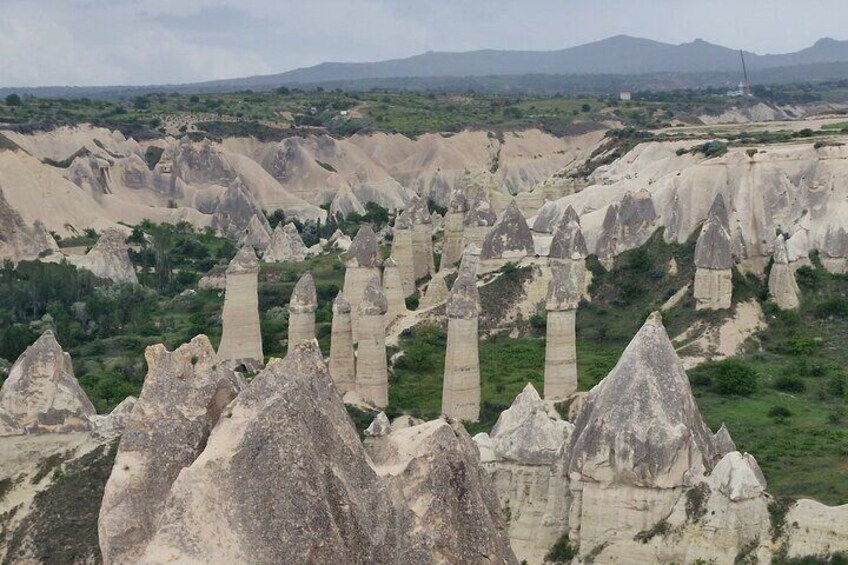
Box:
[813,297,848,319]
[691,359,758,396]
[545,532,576,563]
[773,374,806,393]
[768,405,793,423]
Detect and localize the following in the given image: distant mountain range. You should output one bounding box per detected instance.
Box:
[4,36,848,98]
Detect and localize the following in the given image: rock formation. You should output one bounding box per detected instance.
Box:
[342,225,382,340]
[382,257,407,325]
[212,177,267,239]
[238,214,273,253]
[406,196,436,280]
[544,262,582,400]
[263,222,308,263]
[217,246,263,370]
[0,330,95,435]
[769,234,801,310]
[0,184,58,262]
[329,292,356,394]
[390,212,416,296]
[129,342,516,564]
[480,200,534,265]
[71,228,138,284]
[694,194,734,310]
[288,272,317,352]
[99,335,242,564]
[441,190,468,270]
[464,185,499,247]
[356,277,389,408]
[473,384,573,564]
[419,271,450,309]
[92,395,137,436]
[595,189,657,269]
[548,206,587,264]
[442,269,481,421]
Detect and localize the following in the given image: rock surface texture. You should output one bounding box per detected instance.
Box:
[480,201,535,264]
[288,272,317,352]
[329,292,356,394]
[99,335,242,564]
[769,234,801,310]
[238,214,273,253]
[442,270,481,421]
[544,262,582,400]
[694,194,734,310]
[217,246,264,370]
[381,257,407,325]
[441,191,468,270]
[263,222,308,262]
[71,228,138,284]
[343,225,382,340]
[0,331,95,435]
[356,278,389,408]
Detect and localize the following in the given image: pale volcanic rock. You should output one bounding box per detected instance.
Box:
[356,278,389,408]
[390,213,416,296]
[769,234,801,310]
[92,395,137,436]
[714,423,737,456]
[544,262,582,400]
[198,265,226,290]
[99,335,242,564]
[419,271,450,309]
[442,270,481,421]
[137,343,404,565]
[364,411,391,438]
[264,222,308,263]
[568,312,718,487]
[288,273,317,353]
[382,257,407,325]
[406,197,436,280]
[212,177,268,239]
[480,201,535,263]
[217,246,263,370]
[0,331,95,435]
[595,189,657,269]
[329,292,356,394]
[330,184,366,217]
[238,214,272,253]
[710,451,767,502]
[366,418,519,565]
[694,194,734,310]
[440,190,468,270]
[343,225,382,339]
[547,206,588,262]
[784,499,848,559]
[0,183,58,261]
[70,228,138,284]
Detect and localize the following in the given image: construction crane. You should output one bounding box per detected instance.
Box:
[740,50,752,96]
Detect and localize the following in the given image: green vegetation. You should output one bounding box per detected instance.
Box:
[545,532,576,563]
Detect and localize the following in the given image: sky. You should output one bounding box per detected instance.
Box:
[1,0,847,87]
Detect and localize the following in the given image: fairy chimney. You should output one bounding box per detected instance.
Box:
[442,270,481,422]
[544,262,583,400]
[382,257,407,325]
[355,278,389,408]
[329,292,355,394]
[288,272,317,353]
[441,191,469,270]
[768,234,800,310]
[694,194,733,311]
[342,225,382,341]
[217,246,263,370]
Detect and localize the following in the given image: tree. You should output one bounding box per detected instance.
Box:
[5,93,22,107]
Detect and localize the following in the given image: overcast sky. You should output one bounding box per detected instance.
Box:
[1,0,846,87]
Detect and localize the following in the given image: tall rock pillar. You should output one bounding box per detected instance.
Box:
[390,213,416,297]
[329,292,355,394]
[442,269,481,422]
[382,257,407,325]
[769,234,800,310]
[441,191,468,271]
[544,263,582,400]
[356,278,389,408]
[407,197,435,281]
[548,205,589,297]
[694,194,734,311]
[342,225,382,341]
[217,246,263,370]
[288,272,317,353]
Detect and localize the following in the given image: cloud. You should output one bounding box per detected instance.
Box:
[0,0,846,87]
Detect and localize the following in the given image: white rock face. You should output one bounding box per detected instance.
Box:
[91,395,137,436]
[442,270,481,421]
[544,261,583,400]
[217,246,263,370]
[382,257,407,325]
[785,499,848,558]
[419,271,450,309]
[70,228,138,284]
[263,222,308,262]
[480,201,535,264]
[329,292,356,394]
[441,191,468,270]
[595,190,657,268]
[390,217,416,296]
[0,331,95,435]
[287,272,317,352]
[99,335,242,564]
[238,214,273,253]
[356,278,389,408]
[769,234,801,310]
[343,225,382,340]
[694,194,734,310]
[364,411,391,437]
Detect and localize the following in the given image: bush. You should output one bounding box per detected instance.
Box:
[690,359,758,395]
[545,532,576,563]
[773,374,806,393]
[768,405,793,423]
[5,93,22,107]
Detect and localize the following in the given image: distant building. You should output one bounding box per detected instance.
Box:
[619,91,632,101]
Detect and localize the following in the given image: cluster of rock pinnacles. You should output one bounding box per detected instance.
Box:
[3,186,843,564]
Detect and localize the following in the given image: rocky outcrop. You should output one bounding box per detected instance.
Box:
[480,201,534,264]
[419,271,450,309]
[769,234,801,310]
[329,292,356,394]
[0,184,58,262]
[0,331,95,435]
[694,194,734,310]
[473,384,573,564]
[595,189,657,269]
[356,277,389,408]
[441,190,468,270]
[382,257,407,325]
[442,269,481,421]
[99,335,242,564]
[343,225,382,340]
[330,184,366,217]
[238,214,273,253]
[548,206,587,263]
[131,342,516,564]
[406,197,436,281]
[544,262,582,400]
[217,246,263,370]
[212,177,267,239]
[288,272,317,352]
[92,395,137,436]
[71,228,138,284]
[390,213,416,296]
[263,222,308,263]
